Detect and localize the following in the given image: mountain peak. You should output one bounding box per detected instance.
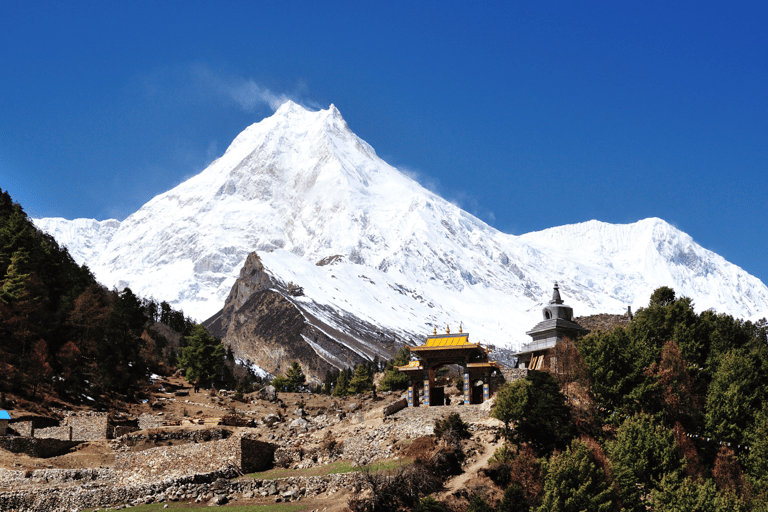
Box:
[274,99,307,115]
[32,104,768,346]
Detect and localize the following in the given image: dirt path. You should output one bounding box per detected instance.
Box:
[439,433,502,498]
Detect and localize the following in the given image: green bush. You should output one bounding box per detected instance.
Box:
[415,496,444,512]
[434,412,470,440]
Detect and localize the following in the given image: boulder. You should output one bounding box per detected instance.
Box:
[290,418,309,429]
[263,414,280,427]
[259,385,277,402]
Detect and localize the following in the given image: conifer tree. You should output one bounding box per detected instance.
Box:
[333,369,350,396]
[607,413,684,510]
[377,347,411,391]
[177,324,225,388]
[349,363,373,393]
[286,361,306,390]
[537,439,618,512]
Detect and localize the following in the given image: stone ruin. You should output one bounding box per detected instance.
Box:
[20,411,112,441]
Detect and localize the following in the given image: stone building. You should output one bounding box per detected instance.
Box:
[515,283,588,370]
[0,410,10,436]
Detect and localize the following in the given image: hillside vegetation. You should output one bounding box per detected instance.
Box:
[487,287,768,511]
[0,188,200,406]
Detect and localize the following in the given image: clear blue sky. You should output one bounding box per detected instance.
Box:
[1,1,766,287]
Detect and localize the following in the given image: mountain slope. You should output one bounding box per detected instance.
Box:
[33,103,768,372]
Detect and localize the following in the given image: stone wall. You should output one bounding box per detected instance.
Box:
[382,398,408,416]
[64,412,110,441]
[114,426,139,438]
[35,426,72,441]
[237,435,276,473]
[12,420,34,437]
[139,413,165,430]
[500,367,528,383]
[0,467,359,512]
[112,428,231,449]
[113,432,275,479]
[0,437,80,458]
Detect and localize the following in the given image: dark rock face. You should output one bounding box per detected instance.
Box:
[205,252,274,339]
[204,252,398,383]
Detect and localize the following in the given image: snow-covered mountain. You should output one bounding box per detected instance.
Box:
[34,102,768,358]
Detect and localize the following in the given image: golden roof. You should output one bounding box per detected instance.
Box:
[423,334,470,347]
[395,360,424,372]
[466,361,502,369]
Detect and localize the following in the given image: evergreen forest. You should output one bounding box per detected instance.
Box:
[490,286,768,511]
[0,188,243,406]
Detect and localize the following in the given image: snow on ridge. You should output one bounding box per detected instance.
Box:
[32,103,768,350]
[32,217,121,266]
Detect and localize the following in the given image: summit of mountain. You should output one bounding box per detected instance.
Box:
[33,103,768,378]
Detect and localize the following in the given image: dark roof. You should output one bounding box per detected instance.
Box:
[550,282,564,304]
[525,317,589,337]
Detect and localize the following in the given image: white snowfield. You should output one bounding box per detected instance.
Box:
[34,102,768,350]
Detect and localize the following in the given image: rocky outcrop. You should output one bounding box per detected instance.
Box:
[575,313,631,333]
[204,252,397,383]
[205,252,274,339]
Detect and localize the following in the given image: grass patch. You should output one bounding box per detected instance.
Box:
[242,460,356,480]
[85,503,306,511]
[242,458,412,480]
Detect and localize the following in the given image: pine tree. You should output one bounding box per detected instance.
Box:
[286,361,306,391]
[177,325,225,388]
[28,339,53,400]
[377,347,411,391]
[537,439,619,512]
[607,413,684,510]
[348,364,373,393]
[333,369,350,396]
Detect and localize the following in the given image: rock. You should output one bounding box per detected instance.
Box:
[264,414,280,427]
[349,403,358,411]
[211,495,228,505]
[259,385,277,402]
[290,418,309,429]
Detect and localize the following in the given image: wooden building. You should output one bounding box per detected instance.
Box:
[397,326,501,406]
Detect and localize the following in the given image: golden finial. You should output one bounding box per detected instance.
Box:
[459,323,463,334]
[446,324,450,334]
[433,326,437,335]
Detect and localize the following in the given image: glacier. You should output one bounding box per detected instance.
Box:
[33,101,768,351]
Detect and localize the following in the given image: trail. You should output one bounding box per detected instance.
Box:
[439,432,502,498]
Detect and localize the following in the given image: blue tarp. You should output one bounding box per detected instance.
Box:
[0,410,11,420]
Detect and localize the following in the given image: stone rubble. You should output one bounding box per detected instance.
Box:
[0,398,502,511]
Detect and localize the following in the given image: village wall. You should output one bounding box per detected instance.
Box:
[382,398,408,416]
[0,436,80,457]
[35,426,72,441]
[63,412,110,441]
[12,421,34,437]
[138,413,164,430]
[237,435,276,473]
[114,426,139,438]
[500,367,528,382]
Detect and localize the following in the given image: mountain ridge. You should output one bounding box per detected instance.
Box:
[32,103,768,364]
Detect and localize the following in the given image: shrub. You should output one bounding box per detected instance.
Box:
[498,485,529,512]
[415,496,445,512]
[434,412,470,441]
[348,462,442,512]
[466,496,492,512]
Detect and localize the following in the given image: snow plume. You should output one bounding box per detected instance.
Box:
[227,79,289,112]
[136,62,310,113]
